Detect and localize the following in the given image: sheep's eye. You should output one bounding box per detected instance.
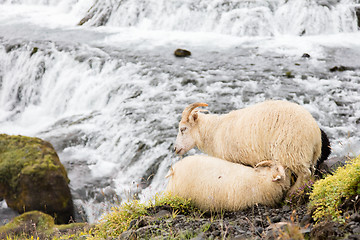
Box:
[180,127,187,134]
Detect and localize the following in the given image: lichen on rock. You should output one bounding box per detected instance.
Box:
[0,134,74,224]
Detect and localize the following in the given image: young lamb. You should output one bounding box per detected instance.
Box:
[165,155,291,211]
[173,100,329,194]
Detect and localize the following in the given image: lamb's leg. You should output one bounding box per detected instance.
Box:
[287,168,312,196]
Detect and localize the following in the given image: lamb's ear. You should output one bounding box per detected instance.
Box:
[255,160,273,168]
[272,174,282,182]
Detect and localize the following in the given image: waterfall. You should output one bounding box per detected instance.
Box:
[77,0,360,36]
[0,0,360,222]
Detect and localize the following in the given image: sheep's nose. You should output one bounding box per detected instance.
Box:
[174,146,182,155]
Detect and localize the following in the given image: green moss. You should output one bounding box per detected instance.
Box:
[0,134,68,190]
[92,193,200,239]
[0,211,54,238]
[309,155,360,223]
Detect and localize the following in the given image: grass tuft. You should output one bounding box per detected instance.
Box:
[91,192,200,239]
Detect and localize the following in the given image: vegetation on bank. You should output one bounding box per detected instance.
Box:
[91,193,201,239]
[309,155,360,223]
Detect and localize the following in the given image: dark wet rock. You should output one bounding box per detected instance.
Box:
[0,134,74,224]
[181,78,198,86]
[285,71,295,78]
[302,53,311,58]
[174,48,192,57]
[30,47,38,57]
[318,156,351,174]
[329,65,355,72]
[78,0,113,26]
[356,7,360,29]
[140,155,164,188]
[4,43,22,53]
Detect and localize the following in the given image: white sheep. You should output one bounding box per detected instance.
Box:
[165,155,291,211]
[173,100,323,194]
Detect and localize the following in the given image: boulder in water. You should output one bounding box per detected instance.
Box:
[174,49,191,57]
[0,134,74,224]
[301,53,311,58]
[329,65,355,72]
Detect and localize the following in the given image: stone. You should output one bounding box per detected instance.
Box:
[318,156,350,174]
[271,216,281,223]
[351,213,360,222]
[0,134,74,224]
[300,214,312,227]
[282,205,290,212]
[119,230,137,240]
[174,48,191,57]
[354,227,360,234]
[347,234,360,240]
[153,209,171,219]
[329,65,355,72]
[302,53,311,58]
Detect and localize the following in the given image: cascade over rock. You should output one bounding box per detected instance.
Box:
[79,0,360,36]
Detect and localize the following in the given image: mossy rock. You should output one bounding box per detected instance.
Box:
[0,210,54,239]
[0,134,74,224]
[0,210,90,239]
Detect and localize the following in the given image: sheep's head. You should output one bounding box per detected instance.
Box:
[174,102,208,155]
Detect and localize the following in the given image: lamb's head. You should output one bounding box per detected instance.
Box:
[174,102,208,155]
[255,160,288,183]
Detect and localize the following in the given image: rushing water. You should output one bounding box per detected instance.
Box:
[0,0,360,222]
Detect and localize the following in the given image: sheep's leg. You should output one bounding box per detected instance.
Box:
[287,168,311,196]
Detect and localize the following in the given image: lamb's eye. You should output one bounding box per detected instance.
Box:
[180,127,187,134]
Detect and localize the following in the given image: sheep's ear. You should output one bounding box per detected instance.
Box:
[189,111,199,124]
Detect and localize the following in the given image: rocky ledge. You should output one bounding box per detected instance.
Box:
[119,200,360,240]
